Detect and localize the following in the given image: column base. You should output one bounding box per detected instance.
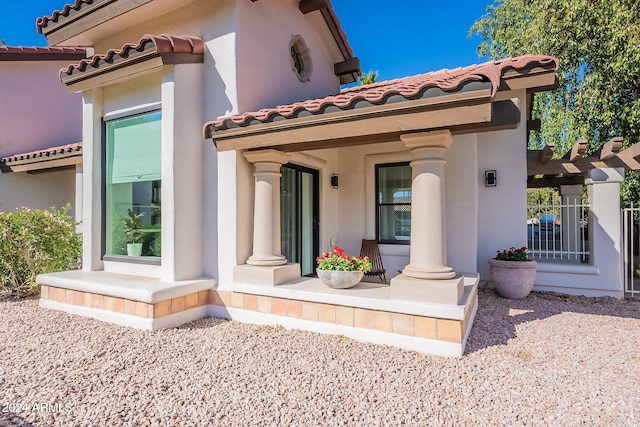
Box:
[390,273,464,305]
[403,264,456,280]
[246,254,287,266]
[234,263,301,286]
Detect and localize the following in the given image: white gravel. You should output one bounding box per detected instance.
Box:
[1,288,640,426]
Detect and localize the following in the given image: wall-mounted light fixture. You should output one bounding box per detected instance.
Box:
[331,174,339,189]
[485,170,497,187]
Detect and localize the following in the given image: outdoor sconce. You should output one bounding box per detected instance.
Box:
[485,170,497,187]
[331,174,339,189]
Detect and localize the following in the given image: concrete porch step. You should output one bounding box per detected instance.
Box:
[37,270,216,331]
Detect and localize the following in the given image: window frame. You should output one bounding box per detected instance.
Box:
[375,162,412,245]
[101,108,162,265]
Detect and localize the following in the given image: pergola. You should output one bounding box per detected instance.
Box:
[527,137,640,188]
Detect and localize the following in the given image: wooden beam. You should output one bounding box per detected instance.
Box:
[617,141,640,162]
[527,174,585,188]
[527,118,541,132]
[334,57,360,77]
[600,137,623,160]
[540,143,554,164]
[299,0,329,14]
[569,139,587,162]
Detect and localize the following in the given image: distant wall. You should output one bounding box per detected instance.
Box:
[0,169,76,215]
[0,61,82,157]
[0,59,82,216]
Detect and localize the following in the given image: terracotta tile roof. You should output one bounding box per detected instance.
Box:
[205,55,558,133]
[60,34,205,78]
[0,46,86,61]
[36,0,91,34]
[1,142,82,165]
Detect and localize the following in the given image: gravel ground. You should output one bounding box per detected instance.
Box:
[1,289,639,426]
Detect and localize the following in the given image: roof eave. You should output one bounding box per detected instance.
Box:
[60,35,205,93]
[207,89,496,151]
[1,148,82,174]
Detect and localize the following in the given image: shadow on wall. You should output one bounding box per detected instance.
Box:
[201,51,233,281]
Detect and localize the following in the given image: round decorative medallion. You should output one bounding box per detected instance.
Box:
[289,35,312,82]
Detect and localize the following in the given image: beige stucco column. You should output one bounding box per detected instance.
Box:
[243,149,291,266]
[401,130,456,279]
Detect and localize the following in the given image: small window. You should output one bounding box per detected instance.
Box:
[289,35,312,82]
[376,163,412,244]
[104,111,162,259]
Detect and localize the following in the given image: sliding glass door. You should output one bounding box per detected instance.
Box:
[281,164,319,276]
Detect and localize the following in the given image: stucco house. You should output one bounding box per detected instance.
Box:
[34,0,625,356]
[0,46,85,219]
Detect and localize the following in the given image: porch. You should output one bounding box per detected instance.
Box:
[38,269,477,356]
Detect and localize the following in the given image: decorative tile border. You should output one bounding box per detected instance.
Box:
[210,289,477,344]
[40,286,209,319]
[40,286,477,344]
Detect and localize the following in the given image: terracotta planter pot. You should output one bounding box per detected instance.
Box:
[316,269,364,289]
[488,258,537,299]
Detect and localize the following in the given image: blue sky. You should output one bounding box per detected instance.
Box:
[0,0,492,81]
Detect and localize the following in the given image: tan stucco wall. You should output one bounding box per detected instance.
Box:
[0,60,82,216]
[0,169,76,215]
[477,91,529,279]
[0,61,82,158]
[235,0,342,113]
[228,134,484,287]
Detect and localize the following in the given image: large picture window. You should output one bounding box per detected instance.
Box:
[376,163,411,244]
[104,111,162,258]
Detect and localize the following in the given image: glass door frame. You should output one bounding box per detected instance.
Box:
[281,163,320,277]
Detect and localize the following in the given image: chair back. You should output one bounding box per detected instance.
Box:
[360,239,385,275]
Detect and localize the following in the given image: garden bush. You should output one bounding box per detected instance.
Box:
[0,204,81,297]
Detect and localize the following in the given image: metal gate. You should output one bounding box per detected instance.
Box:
[623,205,640,296]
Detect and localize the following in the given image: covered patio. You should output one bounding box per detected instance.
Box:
[202,55,559,355]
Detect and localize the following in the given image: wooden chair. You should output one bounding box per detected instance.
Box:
[360,239,386,283]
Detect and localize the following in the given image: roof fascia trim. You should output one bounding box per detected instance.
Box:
[1,152,82,173]
[61,48,203,93]
[211,89,494,151]
[39,0,152,46]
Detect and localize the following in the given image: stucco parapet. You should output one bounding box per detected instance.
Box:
[585,167,624,185]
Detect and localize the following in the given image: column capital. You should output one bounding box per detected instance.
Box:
[585,167,624,185]
[559,184,583,196]
[400,130,454,150]
[243,149,291,166]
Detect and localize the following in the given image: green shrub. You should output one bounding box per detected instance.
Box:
[0,204,81,297]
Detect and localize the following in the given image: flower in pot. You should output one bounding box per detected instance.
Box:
[488,246,537,299]
[122,209,144,256]
[316,246,372,289]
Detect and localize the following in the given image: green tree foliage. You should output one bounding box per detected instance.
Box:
[0,39,5,46]
[359,70,379,85]
[471,0,640,205]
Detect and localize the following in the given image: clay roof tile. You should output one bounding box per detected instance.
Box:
[61,34,204,77]
[1,142,82,164]
[205,55,559,133]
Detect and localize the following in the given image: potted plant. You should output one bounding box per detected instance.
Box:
[316,246,372,289]
[122,209,144,257]
[488,246,537,299]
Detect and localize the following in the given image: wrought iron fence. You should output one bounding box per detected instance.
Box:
[623,204,640,297]
[527,200,590,262]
